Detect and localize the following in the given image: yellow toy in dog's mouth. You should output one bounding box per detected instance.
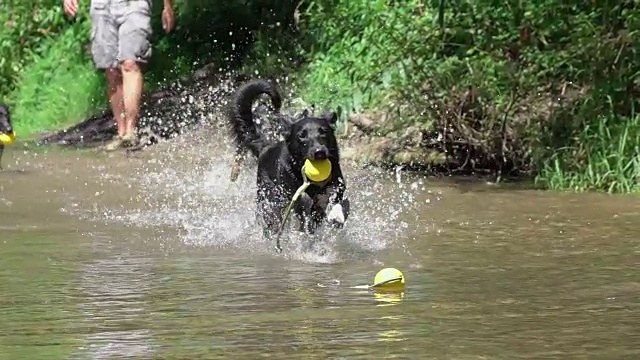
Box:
[273,158,333,252]
[0,132,15,145]
[303,158,332,183]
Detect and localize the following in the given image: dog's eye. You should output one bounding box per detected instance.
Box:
[298,130,307,139]
[318,128,327,136]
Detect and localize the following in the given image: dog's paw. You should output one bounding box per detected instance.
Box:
[326,203,345,226]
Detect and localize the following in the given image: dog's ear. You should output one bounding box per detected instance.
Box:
[279,115,296,133]
[323,111,339,126]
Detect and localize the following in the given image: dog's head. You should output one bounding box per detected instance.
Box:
[285,110,339,164]
[0,105,13,135]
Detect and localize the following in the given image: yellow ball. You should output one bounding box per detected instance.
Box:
[372,268,405,291]
[0,132,15,145]
[303,159,332,182]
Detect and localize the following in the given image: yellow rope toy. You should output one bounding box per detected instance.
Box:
[0,132,16,145]
[274,159,332,252]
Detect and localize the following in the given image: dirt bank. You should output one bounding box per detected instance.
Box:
[38,64,249,148]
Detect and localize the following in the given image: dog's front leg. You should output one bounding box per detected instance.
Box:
[325,177,349,228]
[257,187,288,251]
[262,202,288,251]
[296,193,315,234]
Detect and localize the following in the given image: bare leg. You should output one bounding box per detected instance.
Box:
[120,59,144,138]
[105,68,126,137]
[99,68,128,151]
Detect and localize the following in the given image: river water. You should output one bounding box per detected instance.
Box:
[0,127,639,359]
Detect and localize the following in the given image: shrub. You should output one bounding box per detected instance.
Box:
[294,0,639,191]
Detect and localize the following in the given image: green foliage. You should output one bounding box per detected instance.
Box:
[0,1,72,99]
[2,0,638,193]
[296,0,640,192]
[0,0,298,136]
[537,111,640,193]
[1,0,101,134]
[10,21,106,135]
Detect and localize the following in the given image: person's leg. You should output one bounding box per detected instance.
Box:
[106,69,126,137]
[120,59,144,141]
[90,2,125,150]
[117,4,153,146]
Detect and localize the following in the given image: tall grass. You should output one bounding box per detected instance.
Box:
[537,112,640,193]
[9,22,106,136]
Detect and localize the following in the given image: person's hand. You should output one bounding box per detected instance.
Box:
[161,6,175,34]
[63,0,79,17]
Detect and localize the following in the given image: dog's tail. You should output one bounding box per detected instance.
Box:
[230,79,283,158]
[228,79,282,182]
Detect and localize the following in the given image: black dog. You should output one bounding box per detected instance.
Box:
[228,79,349,250]
[0,105,14,170]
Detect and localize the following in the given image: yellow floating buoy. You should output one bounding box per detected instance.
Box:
[303,158,332,183]
[0,132,15,145]
[371,267,406,291]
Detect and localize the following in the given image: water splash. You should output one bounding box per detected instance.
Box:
[90,77,430,264]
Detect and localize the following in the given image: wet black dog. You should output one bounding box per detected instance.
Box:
[228,79,349,249]
[0,105,14,170]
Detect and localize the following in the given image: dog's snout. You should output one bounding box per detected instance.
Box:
[5,126,12,134]
[311,147,328,160]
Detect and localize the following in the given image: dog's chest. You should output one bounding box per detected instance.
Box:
[300,188,330,212]
[312,192,330,210]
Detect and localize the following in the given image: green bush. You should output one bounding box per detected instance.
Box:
[295,0,639,192]
[0,1,72,99]
[1,1,101,134]
[1,0,298,135]
[2,0,638,193]
[9,19,106,135]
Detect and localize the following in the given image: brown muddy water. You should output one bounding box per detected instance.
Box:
[0,127,639,359]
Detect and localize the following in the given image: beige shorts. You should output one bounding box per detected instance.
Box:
[89,0,153,69]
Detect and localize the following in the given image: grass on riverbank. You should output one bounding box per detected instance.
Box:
[9,23,106,137]
[537,113,640,193]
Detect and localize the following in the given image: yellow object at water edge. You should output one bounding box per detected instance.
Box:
[303,159,332,183]
[0,132,15,145]
[374,291,405,305]
[372,268,405,291]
